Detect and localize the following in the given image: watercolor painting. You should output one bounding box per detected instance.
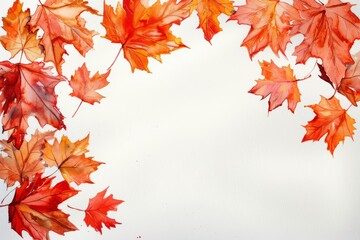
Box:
[0,0,360,239]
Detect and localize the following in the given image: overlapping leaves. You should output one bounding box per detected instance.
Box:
[0,0,360,239]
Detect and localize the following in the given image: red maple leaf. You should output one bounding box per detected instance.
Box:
[9,173,78,240]
[69,188,123,234]
[293,0,360,87]
[249,61,301,113]
[302,96,356,155]
[102,0,196,72]
[0,61,65,148]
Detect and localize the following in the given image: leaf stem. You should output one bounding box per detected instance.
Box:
[72,100,84,118]
[67,205,84,212]
[107,45,123,71]
[297,60,318,82]
[1,188,16,204]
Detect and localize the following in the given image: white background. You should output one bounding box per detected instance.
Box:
[1,0,360,239]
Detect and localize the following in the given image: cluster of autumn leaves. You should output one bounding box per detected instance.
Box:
[0,0,359,239]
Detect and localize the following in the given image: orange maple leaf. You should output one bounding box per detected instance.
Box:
[0,130,54,187]
[229,0,299,58]
[0,0,43,61]
[102,0,196,72]
[9,173,78,240]
[249,61,301,113]
[338,51,360,106]
[69,63,110,105]
[302,96,356,155]
[293,0,360,87]
[195,0,235,43]
[28,0,98,74]
[83,188,123,234]
[0,61,65,148]
[42,134,103,185]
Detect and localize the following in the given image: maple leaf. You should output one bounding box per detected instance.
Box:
[249,60,301,113]
[9,173,78,240]
[42,134,103,185]
[195,0,235,43]
[0,61,65,149]
[0,0,43,61]
[302,96,356,155]
[338,51,360,106]
[229,0,300,58]
[82,187,123,234]
[0,130,54,187]
[28,0,98,74]
[293,0,360,87]
[69,63,110,105]
[102,0,196,72]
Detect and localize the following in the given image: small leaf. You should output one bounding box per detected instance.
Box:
[249,61,301,113]
[83,188,123,234]
[302,96,356,155]
[69,63,110,105]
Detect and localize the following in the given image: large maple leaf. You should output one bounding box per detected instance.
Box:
[195,0,235,43]
[28,0,98,74]
[83,188,123,234]
[338,51,360,106]
[293,0,360,87]
[42,134,103,185]
[9,173,78,240]
[102,0,196,72]
[229,0,300,58]
[0,0,43,61]
[249,60,301,113]
[302,96,356,155]
[0,61,65,148]
[0,130,54,187]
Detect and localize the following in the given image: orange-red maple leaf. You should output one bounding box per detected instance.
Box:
[249,60,301,112]
[102,0,196,72]
[28,0,98,74]
[0,0,43,61]
[83,187,123,234]
[0,61,65,148]
[69,63,110,104]
[9,173,78,240]
[302,96,356,155]
[0,130,54,187]
[293,0,360,87]
[338,51,360,106]
[195,0,234,43]
[229,0,299,58]
[42,134,103,185]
